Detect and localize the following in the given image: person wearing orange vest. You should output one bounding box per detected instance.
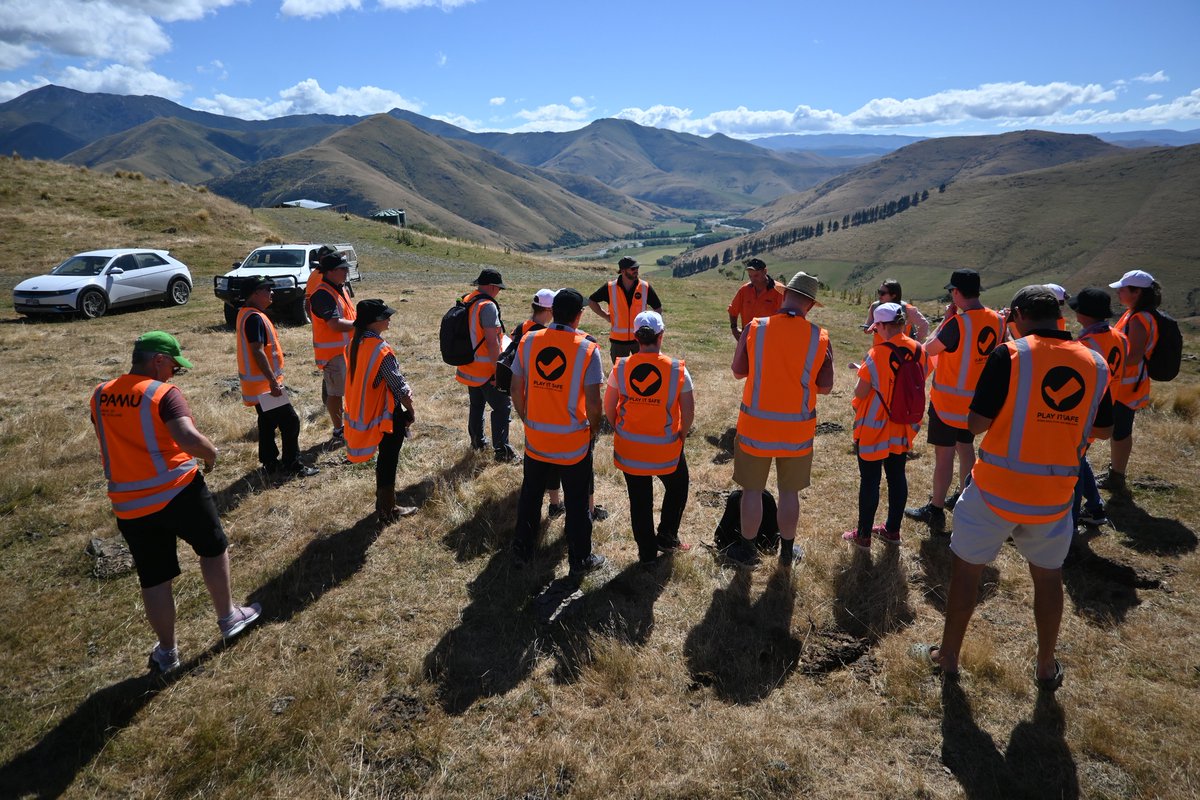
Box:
[914,286,1112,688]
[511,288,608,576]
[864,279,930,344]
[588,256,663,363]
[604,310,695,563]
[91,331,261,675]
[728,257,785,340]
[845,303,928,549]
[345,299,418,523]
[729,271,834,568]
[236,277,318,478]
[1101,269,1163,496]
[906,269,1003,533]
[1069,288,1129,529]
[309,255,357,443]
[456,268,518,463]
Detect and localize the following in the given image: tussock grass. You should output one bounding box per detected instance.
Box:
[0,164,1198,799]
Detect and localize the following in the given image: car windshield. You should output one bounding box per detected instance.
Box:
[244,249,306,268]
[51,256,111,277]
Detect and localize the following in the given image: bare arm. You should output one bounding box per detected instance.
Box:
[603,382,618,427]
[329,316,356,333]
[853,376,872,401]
[966,411,992,436]
[588,299,611,324]
[249,341,282,395]
[166,416,218,472]
[729,314,741,340]
[512,375,526,422]
[679,391,694,439]
[909,306,931,341]
[484,325,502,362]
[584,383,602,437]
[1125,316,1149,366]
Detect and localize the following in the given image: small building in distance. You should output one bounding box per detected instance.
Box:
[371,208,406,227]
[277,199,334,210]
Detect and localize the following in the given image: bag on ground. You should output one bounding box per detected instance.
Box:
[713,489,779,553]
[439,295,485,366]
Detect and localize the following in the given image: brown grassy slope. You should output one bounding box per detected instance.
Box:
[207,115,653,250]
[0,163,1198,799]
[750,130,1123,228]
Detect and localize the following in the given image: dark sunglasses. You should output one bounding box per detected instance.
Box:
[877,289,890,296]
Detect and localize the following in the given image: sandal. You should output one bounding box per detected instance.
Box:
[1035,659,1064,692]
[911,642,959,678]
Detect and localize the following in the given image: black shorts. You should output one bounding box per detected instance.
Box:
[116,473,228,588]
[1112,402,1136,442]
[926,402,974,447]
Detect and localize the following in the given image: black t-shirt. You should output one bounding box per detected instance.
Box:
[310,281,350,321]
[970,330,1113,428]
[589,280,662,310]
[242,312,267,344]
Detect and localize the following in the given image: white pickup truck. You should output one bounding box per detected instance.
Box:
[214,243,361,326]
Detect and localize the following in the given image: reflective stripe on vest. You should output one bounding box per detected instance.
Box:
[91,377,198,519]
[613,353,685,475]
[930,308,1002,424]
[519,328,596,464]
[1114,310,1157,409]
[344,337,396,463]
[735,314,826,458]
[455,291,500,386]
[236,306,284,405]
[853,335,923,460]
[310,283,355,368]
[608,279,649,341]
[973,337,1108,524]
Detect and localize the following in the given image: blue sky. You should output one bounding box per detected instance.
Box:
[1,0,1197,137]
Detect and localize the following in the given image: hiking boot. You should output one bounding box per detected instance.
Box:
[904,503,946,533]
[547,502,566,519]
[219,603,262,640]
[1078,509,1109,527]
[726,538,760,568]
[589,505,610,522]
[944,490,962,510]
[494,444,521,464]
[841,529,872,550]
[569,553,608,577]
[327,428,345,449]
[470,437,490,451]
[286,461,320,477]
[778,539,803,567]
[1098,470,1131,497]
[877,525,901,545]
[148,643,180,676]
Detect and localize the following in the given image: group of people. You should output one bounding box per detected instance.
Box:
[91,251,1166,689]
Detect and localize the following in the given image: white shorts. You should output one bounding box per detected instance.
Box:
[949,482,1073,570]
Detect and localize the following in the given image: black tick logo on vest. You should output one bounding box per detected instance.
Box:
[535,346,567,382]
[1041,366,1086,412]
[975,326,998,356]
[1107,346,1123,375]
[629,363,663,397]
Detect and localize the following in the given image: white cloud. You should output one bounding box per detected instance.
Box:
[57,64,188,99]
[280,0,361,19]
[435,51,447,67]
[1025,89,1200,128]
[430,112,478,130]
[376,0,477,9]
[0,41,36,70]
[488,96,505,106]
[1134,70,1169,84]
[196,59,228,79]
[1147,93,1163,101]
[569,96,585,108]
[510,102,594,132]
[0,76,48,102]
[190,78,421,119]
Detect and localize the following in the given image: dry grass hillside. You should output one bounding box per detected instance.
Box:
[1,160,1198,799]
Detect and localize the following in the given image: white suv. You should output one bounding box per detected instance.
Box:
[214,243,360,326]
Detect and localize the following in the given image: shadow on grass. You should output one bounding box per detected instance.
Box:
[0,638,247,799]
[1106,495,1197,556]
[683,567,799,704]
[941,680,1078,799]
[441,486,520,562]
[1063,534,1162,627]
[832,543,916,642]
[551,557,673,683]
[210,441,343,515]
[423,536,568,715]
[916,536,1000,613]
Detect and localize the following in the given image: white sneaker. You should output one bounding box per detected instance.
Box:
[148,643,180,675]
[219,603,262,640]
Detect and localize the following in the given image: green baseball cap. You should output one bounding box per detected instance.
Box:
[133,330,194,369]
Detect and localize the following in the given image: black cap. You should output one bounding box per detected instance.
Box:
[354,298,397,327]
[1010,285,1061,320]
[945,268,981,294]
[471,268,506,288]
[319,254,351,273]
[617,257,638,270]
[552,287,585,319]
[244,275,274,294]
[1067,287,1114,320]
[744,257,767,270]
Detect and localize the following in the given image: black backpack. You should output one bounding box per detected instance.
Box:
[439,294,487,366]
[494,337,521,393]
[1145,309,1183,382]
[713,490,780,554]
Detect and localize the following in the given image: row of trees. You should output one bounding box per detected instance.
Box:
[670,185,941,278]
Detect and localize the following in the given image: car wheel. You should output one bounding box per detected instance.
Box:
[78,289,108,320]
[224,303,239,329]
[288,298,310,325]
[167,277,191,306]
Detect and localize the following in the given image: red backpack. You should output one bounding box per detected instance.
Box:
[876,343,925,425]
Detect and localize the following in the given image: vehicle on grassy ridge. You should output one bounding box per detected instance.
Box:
[12,248,193,320]
[214,243,360,327]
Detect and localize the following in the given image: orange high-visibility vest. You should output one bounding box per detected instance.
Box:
[310,282,356,369]
[729,281,785,328]
[736,313,829,458]
[91,376,198,519]
[1078,325,1128,395]
[1006,317,1066,340]
[853,333,927,461]
[1114,309,1158,410]
[972,337,1108,524]
[344,337,396,463]
[518,326,598,465]
[929,307,1003,426]
[612,352,686,475]
[304,268,322,303]
[454,291,501,387]
[236,306,284,406]
[607,278,650,342]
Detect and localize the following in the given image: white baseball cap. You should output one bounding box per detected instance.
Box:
[533,288,556,309]
[1109,269,1154,289]
[634,310,664,335]
[1046,283,1068,302]
[867,302,904,331]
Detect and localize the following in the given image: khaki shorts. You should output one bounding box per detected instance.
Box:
[732,442,813,493]
[949,483,1073,570]
[322,354,347,397]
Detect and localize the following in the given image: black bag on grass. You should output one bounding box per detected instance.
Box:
[713,489,779,553]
